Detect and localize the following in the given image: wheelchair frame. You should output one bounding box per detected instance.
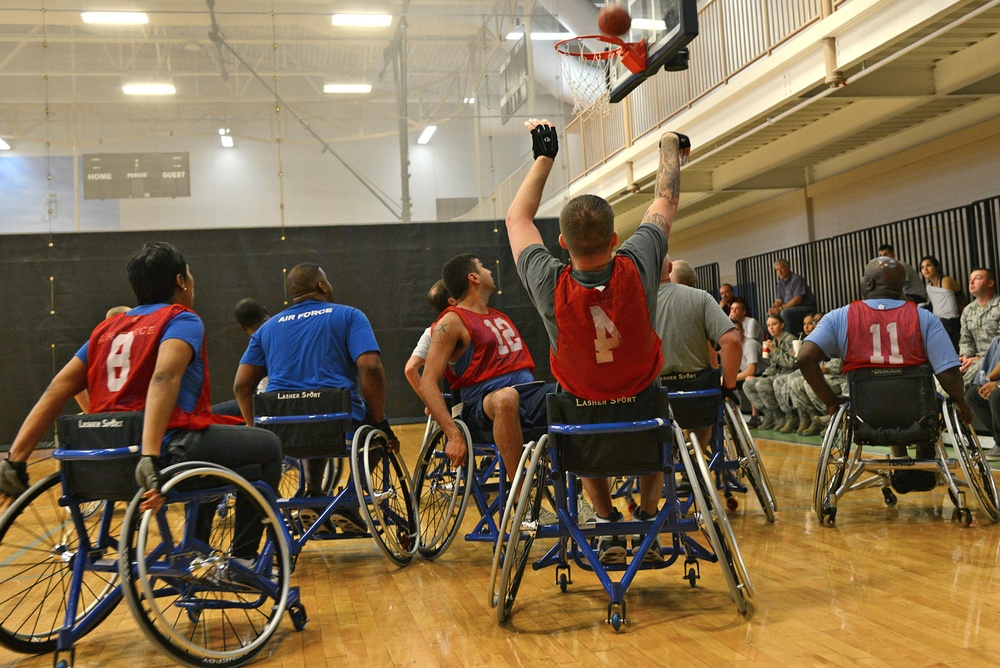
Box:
[489,411,753,629]
[814,398,1000,526]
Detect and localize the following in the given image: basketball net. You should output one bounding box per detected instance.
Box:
[555,36,646,120]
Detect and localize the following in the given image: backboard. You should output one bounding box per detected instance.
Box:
[608,0,699,103]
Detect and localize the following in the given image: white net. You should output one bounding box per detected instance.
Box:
[556,37,623,120]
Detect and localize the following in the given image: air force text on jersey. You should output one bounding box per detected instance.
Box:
[277,307,334,323]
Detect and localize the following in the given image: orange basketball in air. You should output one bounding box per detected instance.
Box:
[598,5,632,37]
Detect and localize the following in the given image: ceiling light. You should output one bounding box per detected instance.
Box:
[631,19,667,31]
[417,125,437,145]
[219,128,234,148]
[122,82,176,96]
[505,30,573,41]
[324,83,372,94]
[463,97,475,104]
[0,138,10,151]
[331,14,392,27]
[81,11,149,25]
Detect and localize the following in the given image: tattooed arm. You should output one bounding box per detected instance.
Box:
[417,311,471,466]
[640,132,690,240]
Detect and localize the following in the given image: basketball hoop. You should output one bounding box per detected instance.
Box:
[555,35,646,119]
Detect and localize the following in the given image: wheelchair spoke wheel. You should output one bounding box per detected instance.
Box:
[119,464,290,668]
[488,436,539,609]
[277,457,303,499]
[946,405,1000,524]
[0,471,121,654]
[496,439,547,624]
[682,431,752,613]
[352,428,419,566]
[814,403,851,523]
[724,402,777,521]
[412,422,474,559]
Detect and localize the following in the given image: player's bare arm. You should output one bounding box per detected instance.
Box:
[641,132,690,238]
[506,118,557,263]
[419,312,472,466]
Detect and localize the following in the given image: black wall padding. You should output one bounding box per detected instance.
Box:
[735,195,1000,321]
[0,219,567,446]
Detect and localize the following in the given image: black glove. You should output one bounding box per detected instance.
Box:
[722,386,741,406]
[373,419,397,443]
[530,124,559,160]
[135,455,161,492]
[660,132,691,151]
[0,459,29,498]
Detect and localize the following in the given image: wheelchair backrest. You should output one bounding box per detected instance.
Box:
[254,388,353,458]
[56,412,143,501]
[660,368,721,430]
[545,384,671,477]
[847,365,939,446]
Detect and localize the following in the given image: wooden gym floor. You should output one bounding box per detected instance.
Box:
[3,423,1000,667]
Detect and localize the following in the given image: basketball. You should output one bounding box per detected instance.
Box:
[598,4,632,37]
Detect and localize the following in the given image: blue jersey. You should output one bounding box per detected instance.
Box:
[806,299,958,375]
[240,300,380,421]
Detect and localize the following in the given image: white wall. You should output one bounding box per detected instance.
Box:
[669,117,1000,281]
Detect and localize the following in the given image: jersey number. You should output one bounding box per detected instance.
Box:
[484,318,523,355]
[106,332,135,392]
[869,322,903,365]
[590,305,622,364]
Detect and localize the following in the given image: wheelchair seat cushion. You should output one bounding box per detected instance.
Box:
[56,412,144,502]
[847,365,939,446]
[545,384,670,477]
[254,388,353,458]
[660,368,721,430]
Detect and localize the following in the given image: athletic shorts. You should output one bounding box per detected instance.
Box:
[461,381,558,436]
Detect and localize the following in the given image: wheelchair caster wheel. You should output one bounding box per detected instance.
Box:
[725,496,738,511]
[959,509,973,527]
[610,612,622,631]
[683,558,700,587]
[559,573,569,592]
[289,604,308,631]
[821,506,837,526]
[881,488,897,507]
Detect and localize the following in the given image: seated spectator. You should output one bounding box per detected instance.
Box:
[733,320,765,425]
[767,258,816,336]
[958,268,1000,387]
[212,298,270,417]
[920,255,965,350]
[965,333,1000,458]
[743,315,796,430]
[730,297,763,343]
[719,283,735,315]
[878,243,927,303]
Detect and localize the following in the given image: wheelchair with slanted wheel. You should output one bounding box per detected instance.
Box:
[0,411,303,668]
[252,388,418,566]
[814,365,1000,527]
[489,386,753,630]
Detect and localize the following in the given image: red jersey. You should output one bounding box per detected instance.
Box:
[551,255,663,400]
[440,306,534,389]
[87,304,238,430]
[843,300,928,372]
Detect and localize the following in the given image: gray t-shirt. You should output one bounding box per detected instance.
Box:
[516,223,667,352]
[741,316,764,343]
[655,282,736,374]
[741,338,764,374]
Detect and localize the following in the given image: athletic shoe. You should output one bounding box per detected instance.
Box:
[536,506,558,525]
[330,505,368,535]
[594,508,626,565]
[985,445,1000,461]
[630,509,664,563]
[747,415,761,428]
[890,470,937,494]
[577,495,598,526]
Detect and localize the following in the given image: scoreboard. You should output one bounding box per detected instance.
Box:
[83,153,190,199]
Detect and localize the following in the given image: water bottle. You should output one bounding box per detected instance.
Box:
[976,367,988,386]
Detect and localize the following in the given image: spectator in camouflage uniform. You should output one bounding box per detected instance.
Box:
[958,268,1000,387]
[743,315,796,430]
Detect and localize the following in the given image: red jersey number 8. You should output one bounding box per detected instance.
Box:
[106,332,135,392]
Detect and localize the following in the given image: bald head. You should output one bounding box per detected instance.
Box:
[669,260,697,288]
[861,256,905,299]
[288,262,333,303]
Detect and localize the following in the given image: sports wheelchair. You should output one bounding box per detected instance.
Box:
[410,385,547,559]
[252,388,418,566]
[814,365,1000,526]
[489,386,753,629]
[659,372,776,520]
[0,412,303,668]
